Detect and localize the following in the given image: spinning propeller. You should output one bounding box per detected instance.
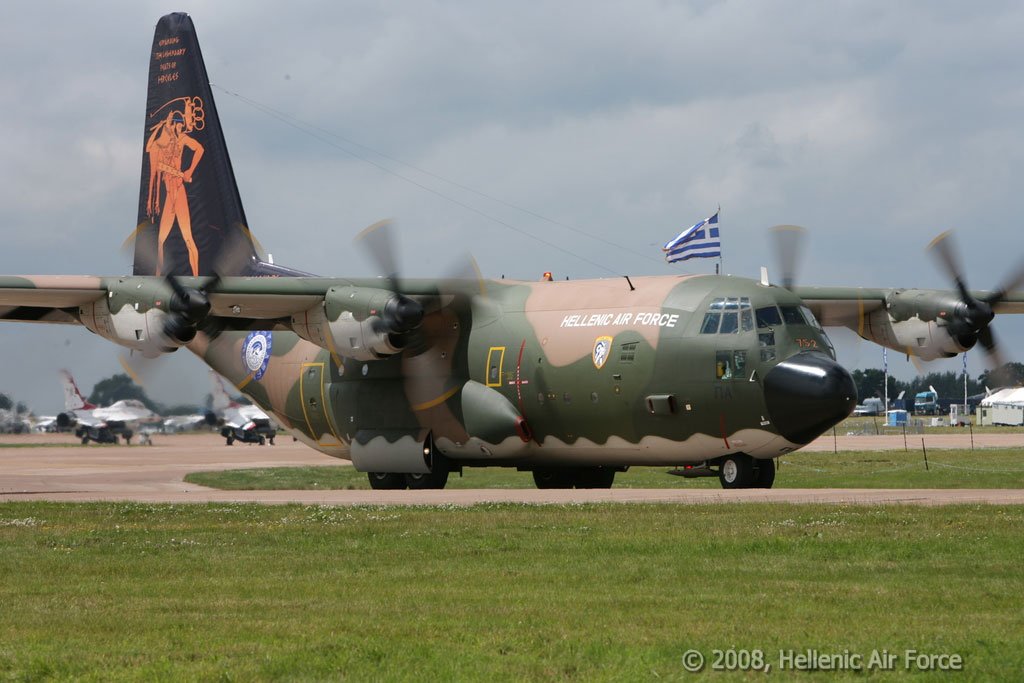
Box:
[927,230,1024,372]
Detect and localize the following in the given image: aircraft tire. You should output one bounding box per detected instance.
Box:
[572,467,616,488]
[258,436,266,446]
[368,472,407,490]
[405,469,450,490]
[269,436,275,445]
[532,468,574,489]
[753,459,776,488]
[81,436,89,445]
[718,454,755,489]
[225,435,234,446]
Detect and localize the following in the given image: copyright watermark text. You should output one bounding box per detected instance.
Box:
[681,648,963,673]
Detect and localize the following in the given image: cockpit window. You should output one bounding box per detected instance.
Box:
[719,311,739,334]
[780,305,806,325]
[701,297,754,334]
[756,305,782,328]
[700,312,721,334]
[741,304,754,332]
[800,306,822,330]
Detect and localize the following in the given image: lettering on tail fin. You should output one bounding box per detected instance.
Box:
[59,370,96,411]
[132,12,259,278]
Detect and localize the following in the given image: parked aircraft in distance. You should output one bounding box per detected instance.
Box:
[57,371,160,444]
[1,14,1022,487]
[208,372,278,445]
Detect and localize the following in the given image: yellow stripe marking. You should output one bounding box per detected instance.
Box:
[412,385,460,412]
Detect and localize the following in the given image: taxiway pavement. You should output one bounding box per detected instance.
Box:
[2,432,1022,505]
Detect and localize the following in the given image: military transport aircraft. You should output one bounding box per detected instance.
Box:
[207,371,279,446]
[2,13,1023,489]
[57,370,160,444]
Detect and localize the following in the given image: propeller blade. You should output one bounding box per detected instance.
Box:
[769,224,806,290]
[984,259,1024,304]
[927,230,973,302]
[977,327,1007,372]
[354,219,400,290]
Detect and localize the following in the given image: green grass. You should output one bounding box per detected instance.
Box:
[1,502,1022,680]
[185,447,1024,491]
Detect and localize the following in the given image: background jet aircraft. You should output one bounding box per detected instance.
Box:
[57,370,160,444]
[207,372,278,445]
[1,14,1023,488]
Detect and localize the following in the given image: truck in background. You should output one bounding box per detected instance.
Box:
[914,386,941,415]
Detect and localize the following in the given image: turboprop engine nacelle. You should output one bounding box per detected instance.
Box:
[78,279,188,357]
[859,289,972,360]
[291,285,423,361]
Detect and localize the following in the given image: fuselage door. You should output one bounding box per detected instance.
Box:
[299,362,343,448]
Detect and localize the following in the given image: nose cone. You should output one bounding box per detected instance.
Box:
[764,352,857,444]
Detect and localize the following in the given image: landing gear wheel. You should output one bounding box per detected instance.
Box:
[532,468,574,489]
[225,435,234,446]
[753,459,776,489]
[572,467,616,489]
[269,436,275,445]
[718,454,755,489]
[258,436,266,445]
[81,436,89,445]
[368,472,407,490]
[405,469,449,490]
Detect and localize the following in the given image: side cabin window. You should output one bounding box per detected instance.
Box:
[716,350,747,380]
[756,305,782,328]
[780,305,806,326]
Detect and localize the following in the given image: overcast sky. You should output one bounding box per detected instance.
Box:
[3,1,1024,413]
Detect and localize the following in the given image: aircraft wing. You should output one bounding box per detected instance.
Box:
[0,276,106,324]
[790,286,890,330]
[793,285,1024,332]
[73,410,105,428]
[0,275,455,329]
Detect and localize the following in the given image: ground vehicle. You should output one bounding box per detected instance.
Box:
[853,397,884,416]
[914,387,940,415]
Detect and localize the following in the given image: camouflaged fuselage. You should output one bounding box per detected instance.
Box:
[184,273,836,468]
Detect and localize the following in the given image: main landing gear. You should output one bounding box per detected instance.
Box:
[367,469,451,490]
[366,465,619,490]
[717,454,775,489]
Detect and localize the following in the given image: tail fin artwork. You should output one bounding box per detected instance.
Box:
[210,371,241,412]
[60,370,96,412]
[131,12,261,278]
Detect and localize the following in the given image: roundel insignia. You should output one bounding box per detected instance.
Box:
[242,331,273,380]
[592,336,613,370]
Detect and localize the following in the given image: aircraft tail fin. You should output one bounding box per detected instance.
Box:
[210,372,241,412]
[60,370,96,411]
[131,12,261,278]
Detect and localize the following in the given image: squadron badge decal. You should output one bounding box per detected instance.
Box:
[592,336,613,370]
[242,331,273,380]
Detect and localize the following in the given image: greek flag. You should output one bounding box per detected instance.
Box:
[663,210,721,263]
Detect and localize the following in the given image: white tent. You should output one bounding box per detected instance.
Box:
[979,387,1024,426]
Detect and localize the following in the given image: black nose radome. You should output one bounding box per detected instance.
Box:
[763,352,857,445]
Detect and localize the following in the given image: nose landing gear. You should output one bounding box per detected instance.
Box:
[717,454,775,489]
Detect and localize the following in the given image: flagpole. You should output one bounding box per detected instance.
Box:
[883,347,888,415]
[717,205,722,275]
[963,352,968,419]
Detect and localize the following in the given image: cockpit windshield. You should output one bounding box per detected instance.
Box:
[698,297,754,334]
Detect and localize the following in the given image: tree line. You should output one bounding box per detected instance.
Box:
[851,362,1024,404]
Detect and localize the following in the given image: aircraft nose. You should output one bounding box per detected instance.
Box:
[763,352,857,445]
